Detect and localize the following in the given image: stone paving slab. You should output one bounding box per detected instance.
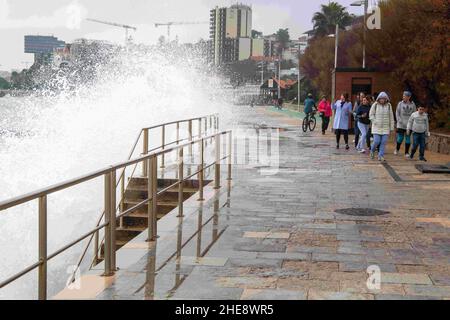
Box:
[85,106,450,300]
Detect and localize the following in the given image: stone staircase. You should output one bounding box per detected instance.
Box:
[94,175,208,265]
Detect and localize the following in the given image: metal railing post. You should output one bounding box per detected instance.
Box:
[161,125,165,168]
[214,134,221,189]
[120,170,125,221]
[103,173,113,276]
[147,156,158,241]
[198,139,204,201]
[38,195,47,300]
[110,170,117,271]
[142,129,149,177]
[205,117,208,147]
[93,230,99,263]
[177,147,184,217]
[198,118,202,138]
[227,131,232,181]
[188,120,193,158]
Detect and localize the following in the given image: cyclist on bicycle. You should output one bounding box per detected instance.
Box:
[304,93,317,118]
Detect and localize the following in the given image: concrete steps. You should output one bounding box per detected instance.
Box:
[94,176,209,265]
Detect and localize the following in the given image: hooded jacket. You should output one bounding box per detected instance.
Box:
[396,100,416,129]
[369,92,395,135]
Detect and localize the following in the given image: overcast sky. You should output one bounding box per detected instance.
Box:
[0,0,364,71]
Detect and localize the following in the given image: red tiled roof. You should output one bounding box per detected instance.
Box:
[272,77,297,89]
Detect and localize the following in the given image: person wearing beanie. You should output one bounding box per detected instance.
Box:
[395,91,416,157]
[369,92,395,161]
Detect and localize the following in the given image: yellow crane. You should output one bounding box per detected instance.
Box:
[154,21,208,41]
[86,18,137,45]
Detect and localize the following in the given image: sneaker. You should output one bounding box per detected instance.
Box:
[420,157,427,162]
[394,150,398,155]
[345,145,350,150]
[378,156,386,162]
[370,151,375,159]
[336,145,340,149]
[358,149,366,154]
[405,153,410,158]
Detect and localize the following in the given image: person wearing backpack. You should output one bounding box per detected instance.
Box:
[369,92,395,161]
[395,91,416,157]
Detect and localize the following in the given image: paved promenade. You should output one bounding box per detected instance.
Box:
[57,106,450,300]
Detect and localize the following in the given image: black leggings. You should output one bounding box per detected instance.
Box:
[335,129,349,146]
[321,116,330,133]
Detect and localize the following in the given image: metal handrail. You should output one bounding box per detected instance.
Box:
[0,125,232,300]
[70,114,219,282]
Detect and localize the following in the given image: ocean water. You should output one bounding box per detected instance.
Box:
[0,46,234,299]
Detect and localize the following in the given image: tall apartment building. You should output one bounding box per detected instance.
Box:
[209,4,252,65]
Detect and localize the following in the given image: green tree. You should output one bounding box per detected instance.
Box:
[0,77,10,89]
[312,2,354,37]
[365,0,449,129]
[275,28,290,54]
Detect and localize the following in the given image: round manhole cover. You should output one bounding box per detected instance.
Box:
[335,208,390,216]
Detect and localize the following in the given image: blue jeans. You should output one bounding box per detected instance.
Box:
[357,122,369,150]
[411,132,426,159]
[371,134,389,157]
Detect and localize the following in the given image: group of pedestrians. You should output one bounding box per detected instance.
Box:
[309,91,430,162]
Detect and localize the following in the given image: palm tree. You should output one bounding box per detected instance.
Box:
[275,28,290,55]
[312,2,354,37]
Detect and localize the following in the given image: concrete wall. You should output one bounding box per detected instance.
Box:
[428,132,450,155]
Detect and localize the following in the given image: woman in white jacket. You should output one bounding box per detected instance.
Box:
[369,92,395,161]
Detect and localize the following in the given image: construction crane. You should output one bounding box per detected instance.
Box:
[86,18,137,45]
[154,21,208,41]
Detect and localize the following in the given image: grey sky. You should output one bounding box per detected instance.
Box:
[0,0,364,71]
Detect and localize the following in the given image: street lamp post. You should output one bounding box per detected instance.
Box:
[297,43,301,111]
[351,0,368,69]
[334,24,339,69]
[277,49,282,99]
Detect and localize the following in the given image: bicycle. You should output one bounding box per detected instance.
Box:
[302,110,317,132]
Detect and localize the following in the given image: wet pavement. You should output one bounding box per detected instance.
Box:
[55,106,450,300]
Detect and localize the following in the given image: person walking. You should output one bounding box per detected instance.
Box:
[369,92,395,161]
[333,93,352,150]
[407,105,430,162]
[318,95,332,134]
[353,92,366,148]
[355,96,371,153]
[395,91,416,157]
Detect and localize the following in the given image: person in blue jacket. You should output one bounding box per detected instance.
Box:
[332,93,353,150]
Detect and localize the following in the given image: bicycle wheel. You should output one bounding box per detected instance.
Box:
[309,117,317,131]
[302,118,308,132]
